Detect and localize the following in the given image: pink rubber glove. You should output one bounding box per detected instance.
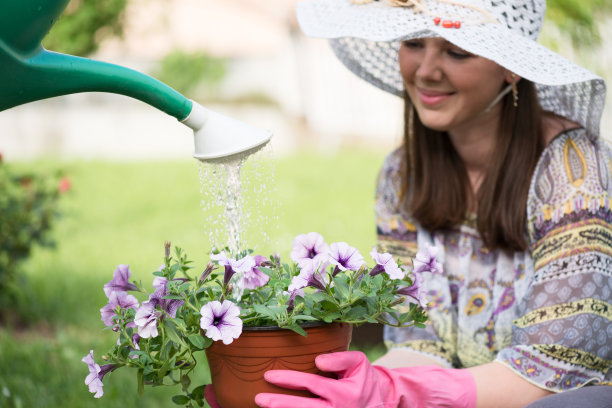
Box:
[255,351,476,408]
[204,384,222,408]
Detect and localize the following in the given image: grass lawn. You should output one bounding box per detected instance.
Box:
[0,148,389,407]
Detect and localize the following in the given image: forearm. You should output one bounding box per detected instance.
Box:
[468,361,553,408]
[374,347,445,368]
[376,349,552,408]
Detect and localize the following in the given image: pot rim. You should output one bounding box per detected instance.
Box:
[242,321,337,331]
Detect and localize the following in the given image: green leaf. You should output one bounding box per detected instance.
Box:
[287,323,307,336]
[165,321,187,347]
[137,368,144,396]
[292,315,318,321]
[253,304,278,321]
[172,395,190,405]
[191,384,207,400]
[181,372,191,392]
[333,275,350,300]
[188,333,206,349]
[158,358,171,380]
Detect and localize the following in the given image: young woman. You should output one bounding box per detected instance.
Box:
[253,0,612,407]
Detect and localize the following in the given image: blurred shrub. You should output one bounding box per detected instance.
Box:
[153,49,227,99]
[43,0,128,56]
[547,0,612,46]
[0,158,65,317]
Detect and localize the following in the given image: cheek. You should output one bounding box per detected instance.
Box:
[455,68,506,102]
[398,48,417,83]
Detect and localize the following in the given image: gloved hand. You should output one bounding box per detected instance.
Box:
[255,351,476,408]
[204,384,222,408]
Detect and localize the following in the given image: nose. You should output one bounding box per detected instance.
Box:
[415,46,444,82]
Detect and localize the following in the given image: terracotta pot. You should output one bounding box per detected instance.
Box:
[205,322,352,408]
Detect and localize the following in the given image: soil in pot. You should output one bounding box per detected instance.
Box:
[205,322,352,408]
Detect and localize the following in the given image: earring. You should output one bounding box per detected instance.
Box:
[511,73,519,108]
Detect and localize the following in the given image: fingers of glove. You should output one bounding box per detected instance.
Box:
[255,392,331,408]
[315,350,369,378]
[204,385,222,408]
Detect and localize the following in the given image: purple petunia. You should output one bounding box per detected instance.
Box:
[100,290,139,327]
[288,258,327,292]
[150,277,184,318]
[132,276,188,339]
[290,232,329,266]
[82,350,118,399]
[103,264,138,297]
[238,255,270,290]
[397,272,427,309]
[133,301,162,338]
[369,247,405,279]
[286,288,305,312]
[329,242,366,273]
[413,244,443,275]
[210,252,256,285]
[82,350,103,398]
[200,300,242,345]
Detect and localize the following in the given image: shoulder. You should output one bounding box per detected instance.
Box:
[531,127,612,202]
[378,146,405,178]
[376,146,408,215]
[528,127,612,241]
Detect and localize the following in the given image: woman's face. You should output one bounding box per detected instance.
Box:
[399,37,508,133]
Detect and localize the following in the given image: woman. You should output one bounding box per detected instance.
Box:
[253,0,612,407]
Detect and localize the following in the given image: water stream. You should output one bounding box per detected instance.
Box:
[198,143,277,257]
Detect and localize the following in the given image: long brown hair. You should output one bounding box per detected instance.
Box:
[403,80,544,252]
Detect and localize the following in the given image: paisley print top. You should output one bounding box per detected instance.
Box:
[377,128,612,392]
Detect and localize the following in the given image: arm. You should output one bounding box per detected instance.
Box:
[468,362,552,408]
[256,351,553,408]
[376,348,552,407]
[374,347,444,368]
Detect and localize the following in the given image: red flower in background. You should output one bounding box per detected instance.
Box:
[58,176,71,193]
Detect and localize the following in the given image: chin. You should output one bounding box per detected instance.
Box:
[417,117,452,132]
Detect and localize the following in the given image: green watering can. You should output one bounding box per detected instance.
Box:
[0,0,271,161]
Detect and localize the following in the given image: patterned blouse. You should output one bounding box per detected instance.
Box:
[376,128,612,392]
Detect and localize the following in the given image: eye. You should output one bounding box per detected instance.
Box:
[447,47,473,60]
[402,40,423,49]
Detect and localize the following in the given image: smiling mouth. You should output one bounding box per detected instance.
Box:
[417,88,455,106]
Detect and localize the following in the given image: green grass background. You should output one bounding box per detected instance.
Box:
[0,149,388,407]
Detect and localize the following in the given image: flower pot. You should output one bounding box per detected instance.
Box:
[205,322,352,408]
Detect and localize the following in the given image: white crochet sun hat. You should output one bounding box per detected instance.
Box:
[296,0,606,139]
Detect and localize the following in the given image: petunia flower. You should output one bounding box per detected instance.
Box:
[290,232,329,266]
[103,264,139,297]
[82,350,104,398]
[200,300,242,345]
[237,255,270,290]
[397,272,427,309]
[199,262,217,283]
[286,288,305,312]
[134,301,162,338]
[210,252,256,285]
[369,247,405,279]
[100,291,139,327]
[150,277,184,318]
[288,258,327,292]
[329,242,366,274]
[413,244,443,275]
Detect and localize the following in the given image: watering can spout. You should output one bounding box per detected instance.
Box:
[0,0,271,161]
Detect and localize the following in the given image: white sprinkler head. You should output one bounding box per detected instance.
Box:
[181,101,272,162]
